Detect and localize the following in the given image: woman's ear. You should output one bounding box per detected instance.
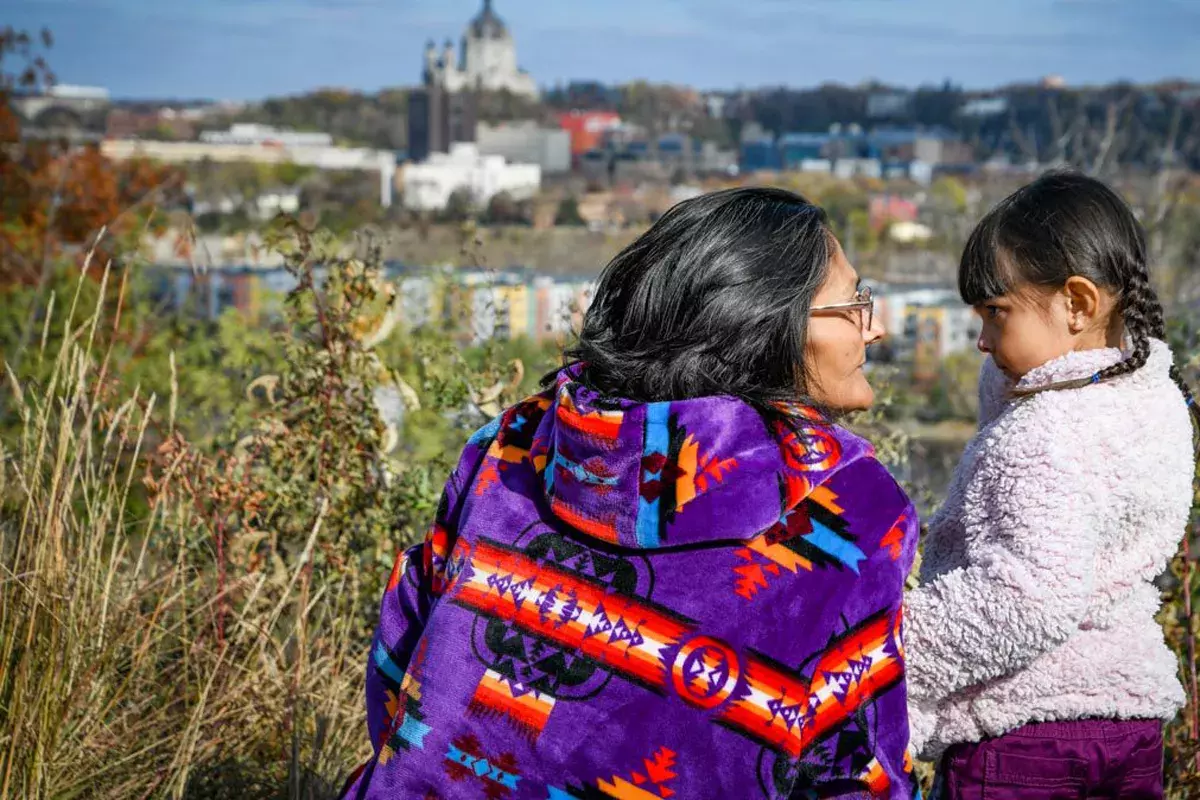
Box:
[1063,276,1103,334]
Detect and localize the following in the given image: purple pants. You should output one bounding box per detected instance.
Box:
[930,719,1164,800]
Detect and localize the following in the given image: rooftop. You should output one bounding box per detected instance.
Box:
[469,0,509,40]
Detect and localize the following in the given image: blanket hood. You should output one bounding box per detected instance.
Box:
[481,367,875,551]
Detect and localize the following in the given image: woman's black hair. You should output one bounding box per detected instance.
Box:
[959,169,1198,421]
[551,187,833,413]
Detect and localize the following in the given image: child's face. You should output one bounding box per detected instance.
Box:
[973,284,1081,381]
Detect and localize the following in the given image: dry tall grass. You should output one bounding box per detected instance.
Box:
[0,249,379,798]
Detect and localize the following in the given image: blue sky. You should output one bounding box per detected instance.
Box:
[8,0,1200,100]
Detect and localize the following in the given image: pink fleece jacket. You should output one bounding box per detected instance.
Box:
[906,339,1194,760]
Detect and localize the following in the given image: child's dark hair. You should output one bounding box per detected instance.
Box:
[959,169,1198,420]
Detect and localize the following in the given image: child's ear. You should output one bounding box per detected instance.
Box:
[1063,276,1103,333]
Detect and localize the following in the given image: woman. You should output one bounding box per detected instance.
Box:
[342,188,920,799]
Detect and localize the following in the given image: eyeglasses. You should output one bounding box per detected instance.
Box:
[811,285,874,330]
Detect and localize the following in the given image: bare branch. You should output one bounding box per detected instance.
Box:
[1149,104,1185,231]
[1090,97,1130,177]
[1007,110,1038,164]
[1046,93,1067,166]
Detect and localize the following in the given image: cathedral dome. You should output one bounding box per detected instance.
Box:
[468,0,509,40]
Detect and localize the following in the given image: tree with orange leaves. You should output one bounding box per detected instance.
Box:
[0,27,183,288]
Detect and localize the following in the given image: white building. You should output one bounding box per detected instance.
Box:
[254,189,302,219]
[908,161,934,185]
[799,158,833,174]
[102,138,397,207]
[423,0,538,99]
[833,158,883,180]
[873,286,980,365]
[48,84,110,101]
[402,143,541,212]
[888,220,934,244]
[960,97,1009,118]
[874,284,960,342]
[200,123,334,148]
[867,91,912,119]
[703,94,727,119]
[936,303,981,357]
[476,121,571,174]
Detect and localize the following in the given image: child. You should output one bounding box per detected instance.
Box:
[906,171,1199,800]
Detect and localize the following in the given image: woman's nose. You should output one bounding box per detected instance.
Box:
[864,313,886,345]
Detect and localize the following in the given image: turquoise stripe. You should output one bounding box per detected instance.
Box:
[802,519,867,574]
[544,447,557,495]
[445,745,519,788]
[635,402,672,548]
[373,641,406,684]
[468,414,502,447]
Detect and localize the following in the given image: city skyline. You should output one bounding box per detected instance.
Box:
[7,0,1200,101]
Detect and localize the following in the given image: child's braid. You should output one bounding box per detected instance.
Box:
[1095,267,1199,425]
[1093,266,1158,383]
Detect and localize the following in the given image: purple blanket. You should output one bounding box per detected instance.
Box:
[344,370,919,799]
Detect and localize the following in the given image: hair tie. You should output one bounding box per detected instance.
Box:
[1089,373,1101,385]
[1188,396,1196,408]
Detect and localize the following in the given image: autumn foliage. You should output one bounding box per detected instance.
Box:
[0,26,182,286]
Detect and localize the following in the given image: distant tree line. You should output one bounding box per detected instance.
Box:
[721,82,1200,172]
[202,88,411,150]
[207,78,1200,174]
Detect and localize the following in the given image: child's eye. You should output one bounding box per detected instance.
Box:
[985,305,1003,319]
